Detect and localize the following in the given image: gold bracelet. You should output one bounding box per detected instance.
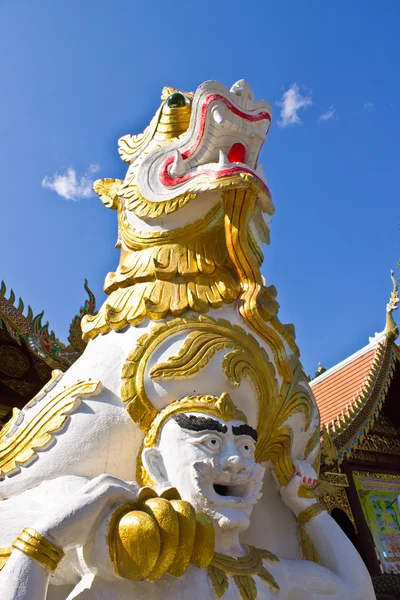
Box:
[12,528,64,573]
[297,502,326,526]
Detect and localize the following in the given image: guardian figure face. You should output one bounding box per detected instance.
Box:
[142,412,264,531]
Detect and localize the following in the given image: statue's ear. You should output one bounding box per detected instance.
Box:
[142,447,169,487]
[93,178,123,210]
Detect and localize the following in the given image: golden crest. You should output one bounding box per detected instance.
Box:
[120,315,316,487]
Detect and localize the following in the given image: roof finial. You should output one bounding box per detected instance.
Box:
[314,362,326,379]
[386,270,399,341]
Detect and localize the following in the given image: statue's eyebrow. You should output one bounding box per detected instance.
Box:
[172,414,227,434]
[232,424,258,442]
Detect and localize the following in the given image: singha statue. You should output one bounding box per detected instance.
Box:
[0,80,374,599]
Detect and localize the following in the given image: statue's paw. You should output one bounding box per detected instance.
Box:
[278,460,318,517]
[108,487,215,581]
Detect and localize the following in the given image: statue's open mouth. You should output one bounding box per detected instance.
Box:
[159,93,271,196]
[213,482,248,498]
[197,471,259,508]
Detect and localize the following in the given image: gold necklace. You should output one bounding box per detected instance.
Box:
[208,546,280,599]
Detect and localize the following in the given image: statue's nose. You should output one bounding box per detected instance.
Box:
[222,455,246,474]
[230,80,254,108]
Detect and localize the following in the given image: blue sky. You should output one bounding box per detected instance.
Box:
[0,0,399,377]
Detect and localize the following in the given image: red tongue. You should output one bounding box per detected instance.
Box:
[227,143,246,164]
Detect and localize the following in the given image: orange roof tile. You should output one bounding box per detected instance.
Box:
[310,344,379,426]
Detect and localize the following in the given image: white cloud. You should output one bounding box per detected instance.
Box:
[42,164,100,201]
[277,84,312,127]
[364,102,374,111]
[319,105,336,122]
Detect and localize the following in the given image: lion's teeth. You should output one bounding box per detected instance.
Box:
[218,150,230,168]
[169,150,185,177]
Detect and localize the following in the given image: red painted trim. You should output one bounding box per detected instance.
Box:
[182,94,271,160]
[159,157,270,196]
[158,93,272,195]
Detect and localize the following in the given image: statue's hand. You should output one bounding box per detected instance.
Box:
[33,474,137,551]
[108,489,215,581]
[277,460,318,517]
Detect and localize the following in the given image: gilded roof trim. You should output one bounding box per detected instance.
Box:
[322,338,399,464]
[0,280,95,371]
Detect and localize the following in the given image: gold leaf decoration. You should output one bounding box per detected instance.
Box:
[93,178,123,210]
[208,546,279,598]
[304,426,321,461]
[258,359,314,486]
[222,349,263,398]
[208,565,229,598]
[259,425,295,487]
[118,108,162,164]
[0,407,21,439]
[119,202,224,250]
[121,315,316,486]
[299,527,321,564]
[0,379,103,476]
[146,316,315,485]
[258,566,280,590]
[150,331,234,380]
[123,185,197,219]
[258,549,280,564]
[80,196,242,342]
[223,187,299,382]
[120,171,263,220]
[233,574,257,600]
[0,547,12,571]
[81,277,240,342]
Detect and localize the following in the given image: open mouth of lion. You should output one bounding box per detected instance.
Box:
[159,93,271,194]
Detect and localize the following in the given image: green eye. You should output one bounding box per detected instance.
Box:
[167,92,186,108]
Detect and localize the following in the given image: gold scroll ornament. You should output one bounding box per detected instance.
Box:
[82,177,300,379]
[223,186,297,382]
[121,315,316,487]
[0,378,103,476]
[81,192,240,342]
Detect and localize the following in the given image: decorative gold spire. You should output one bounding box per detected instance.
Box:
[386,270,399,340]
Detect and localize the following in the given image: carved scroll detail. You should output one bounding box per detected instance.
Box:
[121,315,316,486]
[0,378,103,476]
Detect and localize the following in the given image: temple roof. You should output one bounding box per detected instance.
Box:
[0,280,96,425]
[310,273,399,464]
[310,338,382,427]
